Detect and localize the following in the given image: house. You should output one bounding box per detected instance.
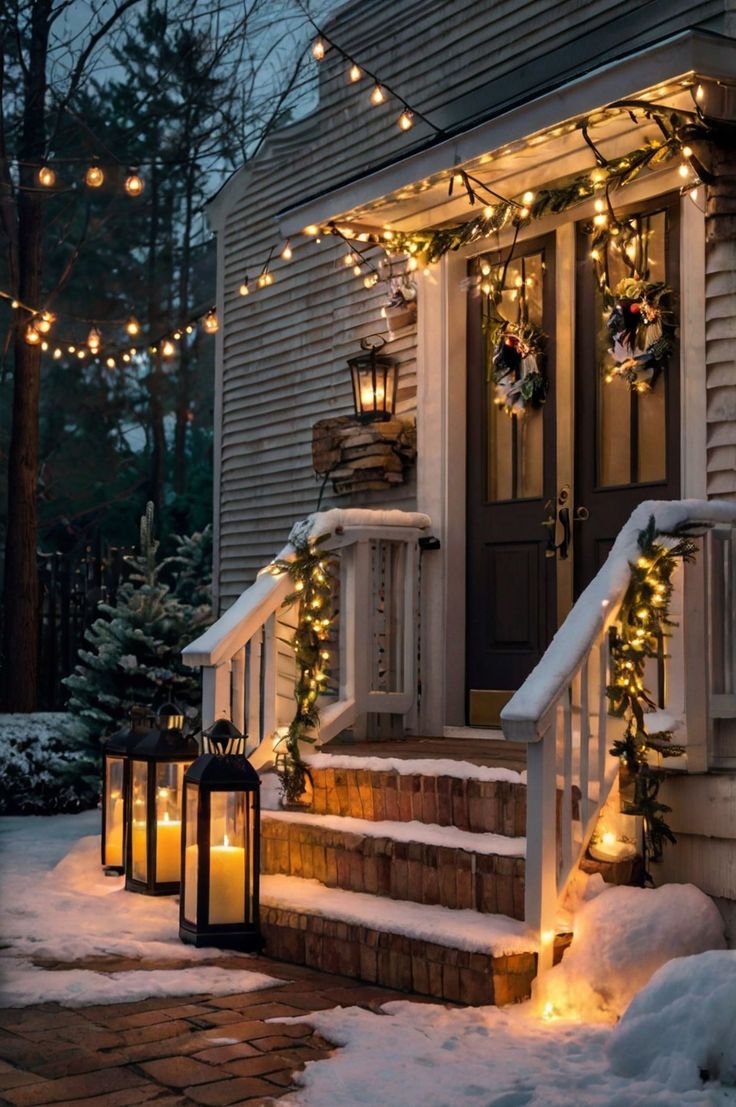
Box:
[183,0,736,1002]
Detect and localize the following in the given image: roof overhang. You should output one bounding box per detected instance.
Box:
[277,29,736,237]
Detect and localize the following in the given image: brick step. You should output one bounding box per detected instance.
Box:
[259,873,537,1006]
[261,811,525,919]
[303,756,526,836]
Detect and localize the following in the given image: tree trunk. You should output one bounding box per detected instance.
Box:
[2,0,52,711]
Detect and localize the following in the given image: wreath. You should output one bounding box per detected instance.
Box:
[490,321,547,416]
[603,278,673,392]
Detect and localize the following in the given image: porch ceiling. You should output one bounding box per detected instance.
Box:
[277,30,736,238]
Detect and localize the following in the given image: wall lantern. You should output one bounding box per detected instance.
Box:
[348,335,398,422]
[101,705,154,872]
[125,701,199,895]
[179,718,261,951]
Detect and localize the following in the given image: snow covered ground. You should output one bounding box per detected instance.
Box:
[0,810,280,1007]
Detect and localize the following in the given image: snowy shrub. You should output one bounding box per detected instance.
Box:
[607,950,736,1091]
[0,714,98,815]
[536,880,726,1020]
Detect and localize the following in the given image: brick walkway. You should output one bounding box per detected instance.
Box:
[0,954,414,1107]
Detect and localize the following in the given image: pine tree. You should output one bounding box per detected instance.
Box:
[62,504,210,779]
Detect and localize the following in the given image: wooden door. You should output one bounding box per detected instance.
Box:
[574,196,680,592]
[466,234,557,725]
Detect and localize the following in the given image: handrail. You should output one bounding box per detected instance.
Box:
[183,508,431,767]
[502,498,736,971]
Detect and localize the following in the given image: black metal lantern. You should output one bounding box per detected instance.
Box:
[125,701,199,895]
[348,335,398,422]
[179,719,261,951]
[101,705,154,872]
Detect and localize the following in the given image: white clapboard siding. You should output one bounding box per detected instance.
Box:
[215,0,729,606]
[706,237,736,499]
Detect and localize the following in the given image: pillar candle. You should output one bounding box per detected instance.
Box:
[184,844,198,922]
[131,821,147,881]
[105,796,124,867]
[209,841,246,924]
[155,816,182,883]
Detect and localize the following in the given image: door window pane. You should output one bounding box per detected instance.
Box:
[596,210,668,487]
[486,252,545,501]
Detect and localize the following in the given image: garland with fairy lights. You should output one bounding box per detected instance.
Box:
[607,515,699,870]
[489,320,547,415]
[272,535,336,805]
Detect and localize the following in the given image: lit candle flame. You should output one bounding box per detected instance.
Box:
[223,834,229,848]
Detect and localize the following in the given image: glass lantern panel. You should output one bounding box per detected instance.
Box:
[130,760,148,881]
[154,761,189,883]
[183,783,199,924]
[104,756,125,867]
[357,365,386,416]
[208,791,246,925]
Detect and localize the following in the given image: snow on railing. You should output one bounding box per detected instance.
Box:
[502,499,736,971]
[183,509,431,769]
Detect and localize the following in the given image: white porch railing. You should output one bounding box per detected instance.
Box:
[183,509,431,769]
[502,498,736,972]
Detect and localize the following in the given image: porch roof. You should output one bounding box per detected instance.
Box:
[277,29,736,237]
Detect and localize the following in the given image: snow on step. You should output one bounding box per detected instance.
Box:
[305,752,525,784]
[263,809,526,857]
[260,874,535,956]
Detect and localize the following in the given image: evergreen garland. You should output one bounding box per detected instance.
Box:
[272,535,337,804]
[607,515,700,870]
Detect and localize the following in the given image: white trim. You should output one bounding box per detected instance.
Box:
[443,726,504,741]
[680,193,707,498]
[212,223,226,614]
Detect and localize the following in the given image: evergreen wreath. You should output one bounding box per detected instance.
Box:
[602,277,674,392]
[271,534,336,805]
[489,319,547,415]
[606,514,700,872]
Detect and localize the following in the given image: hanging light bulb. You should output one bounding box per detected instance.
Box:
[77,349,86,359]
[37,165,56,187]
[239,279,250,296]
[185,324,193,334]
[348,63,361,83]
[36,311,54,334]
[87,326,101,353]
[343,252,356,266]
[106,356,116,369]
[85,164,104,188]
[125,316,140,336]
[311,37,326,60]
[280,240,293,260]
[678,162,690,178]
[122,352,131,362]
[522,190,535,204]
[25,325,41,345]
[53,347,62,359]
[41,341,48,351]
[369,84,386,106]
[162,338,175,357]
[124,170,144,196]
[397,109,414,131]
[202,309,219,334]
[363,272,378,288]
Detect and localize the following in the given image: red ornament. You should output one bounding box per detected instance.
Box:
[629,302,641,314]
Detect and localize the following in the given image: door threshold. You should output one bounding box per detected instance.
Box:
[443,725,508,741]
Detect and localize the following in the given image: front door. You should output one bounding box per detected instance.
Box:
[574,195,681,589]
[466,234,557,725]
[464,196,681,726]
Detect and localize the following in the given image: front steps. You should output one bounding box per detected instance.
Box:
[258,751,538,1005]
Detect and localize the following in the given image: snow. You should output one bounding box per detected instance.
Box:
[536,880,726,1021]
[263,809,526,857]
[261,873,535,955]
[0,711,68,740]
[0,811,281,1008]
[271,882,733,1107]
[303,752,524,785]
[287,508,432,547]
[502,498,736,729]
[608,950,736,1091]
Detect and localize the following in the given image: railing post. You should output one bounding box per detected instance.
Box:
[231,647,245,735]
[202,661,231,733]
[525,725,558,976]
[342,540,371,739]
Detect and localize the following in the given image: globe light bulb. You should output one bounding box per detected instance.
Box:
[370,84,386,106]
[312,37,325,60]
[87,326,101,353]
[281,241,292,260]
[37,165,56,187]
[398,109,414,131]
[162,339,175,357]
[202,309,218,333]
[348,63,361,83]
[124,171,144,196]
[85,165,104,188]
[25,325,41,345]
[239,280,250,296]
[125,316,140,336]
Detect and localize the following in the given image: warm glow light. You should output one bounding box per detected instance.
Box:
[348,63,361,82]
[398,109,414,131]
[361,384,385,406]
[593,212,607,226]
[311,37,325,60]
[483,205,494,218]
[126,316,140,336]
[522,190,534,204]
[53,347,62,359]
[41,341,48,351]
[25,325,41,345]
[87,326,101,353]
[594,198,605,213]
[363,273,378,288]
[541,1002,556,1022]
[281,241,292,260]
[678,163,689,178]
[370,84,386,106]
[682,145,693,158]
[202,309,219,333]
[36,312,53,333]
[239,280,250,296]
[696,84,704,101]
[106,356,116,368]
[541,930,555,946]
[601,831,617,847]
[124,171,144,196]
[162,339,175,357]
[480,262,491,276]
[85,165,104,188]
[37,165,56,187]
[304,224,319,236]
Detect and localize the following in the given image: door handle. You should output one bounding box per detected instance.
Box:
[557,506,571,560]
[574,505,590,523]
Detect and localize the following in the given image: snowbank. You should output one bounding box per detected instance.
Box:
[536,881,726,1021]
[608,950,736,1092]
[304,752,523,784]
[0,712,96,815]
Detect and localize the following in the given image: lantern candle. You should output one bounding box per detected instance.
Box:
[156,812,182,883]
[106,793,124,868]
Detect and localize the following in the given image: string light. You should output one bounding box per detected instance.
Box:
[24,325,41,345]
[125,316,140,336]
[124,170,144,196]
[348,63,361,82]
[398,109,414,131]
[85,165,104,188]
[311,37,326,60]
[202,309,219,334]
[105,356,116,368]
[162,338,175,357]
[239,278,250,296]
[37,166,56,187]
[280,240,293,260]
[87,326,101,353]
[370,84,386,106]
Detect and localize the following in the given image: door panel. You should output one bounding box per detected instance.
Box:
[574,197,680,592]
[466,234,557,721]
